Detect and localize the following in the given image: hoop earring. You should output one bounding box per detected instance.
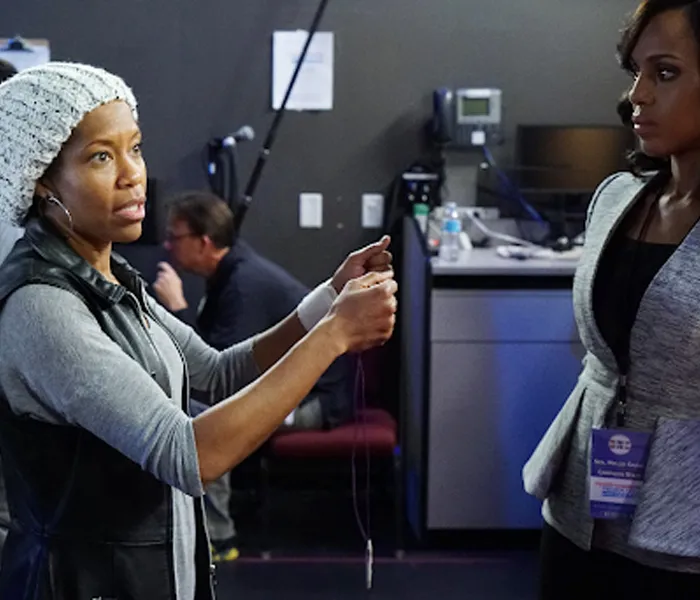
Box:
[47,194,74,232]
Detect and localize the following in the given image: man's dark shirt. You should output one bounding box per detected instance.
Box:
[191,239,354,429]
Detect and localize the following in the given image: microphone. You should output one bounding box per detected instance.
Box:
[222,125,255,148]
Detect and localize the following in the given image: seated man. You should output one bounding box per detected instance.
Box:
[153,190,355,560]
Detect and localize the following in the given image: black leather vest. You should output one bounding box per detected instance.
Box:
[0,220,215,599]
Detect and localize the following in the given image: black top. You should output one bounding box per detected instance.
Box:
[197,239,311,349]
[593,233,676,368]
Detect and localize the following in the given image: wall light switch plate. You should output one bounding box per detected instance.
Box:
[361,193,384,228]
[299,193,323,228]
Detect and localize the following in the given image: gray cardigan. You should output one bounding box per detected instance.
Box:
[524,171,700,572]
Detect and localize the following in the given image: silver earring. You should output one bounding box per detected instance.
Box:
[47,194,74,231]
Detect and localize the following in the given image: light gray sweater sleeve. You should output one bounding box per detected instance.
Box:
[0,285,204,497]
[146,296,261,402]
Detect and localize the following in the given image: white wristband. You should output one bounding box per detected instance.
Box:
[297,279,338,331]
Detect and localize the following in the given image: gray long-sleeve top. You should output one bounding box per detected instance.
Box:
[0,283,260,598]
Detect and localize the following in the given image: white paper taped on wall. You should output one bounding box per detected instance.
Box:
[272,30,333,111]
[0,37,51,73]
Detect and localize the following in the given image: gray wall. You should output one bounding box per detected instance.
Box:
[3,0,637,288]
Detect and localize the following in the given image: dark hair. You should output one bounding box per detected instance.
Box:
[616,0,700,175]
[0,59,17,84]
[167,190,235,249]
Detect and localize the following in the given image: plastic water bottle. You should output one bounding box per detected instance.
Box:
[440,202,462,262]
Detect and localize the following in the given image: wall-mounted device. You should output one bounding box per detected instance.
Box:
[400,170,441,210]
[432,87,502,148]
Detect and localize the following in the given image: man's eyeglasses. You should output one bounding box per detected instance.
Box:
[165,232,198,243]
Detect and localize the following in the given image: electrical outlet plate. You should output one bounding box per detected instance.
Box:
[361,193,384,228]
[299,193,323,228]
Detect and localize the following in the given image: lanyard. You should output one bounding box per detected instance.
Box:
[616,190,661,427]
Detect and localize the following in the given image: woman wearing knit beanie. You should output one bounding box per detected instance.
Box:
[0,62,396,599]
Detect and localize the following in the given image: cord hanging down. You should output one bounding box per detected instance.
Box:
[352,356,374,590]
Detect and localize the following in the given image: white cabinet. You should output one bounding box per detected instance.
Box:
[426,289,584,529]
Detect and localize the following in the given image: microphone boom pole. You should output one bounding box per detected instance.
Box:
[233,0,332,235]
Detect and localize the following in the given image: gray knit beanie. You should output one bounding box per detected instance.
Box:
[0,62,138,226]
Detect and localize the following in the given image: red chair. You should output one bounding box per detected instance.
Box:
[259,348,404,558]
